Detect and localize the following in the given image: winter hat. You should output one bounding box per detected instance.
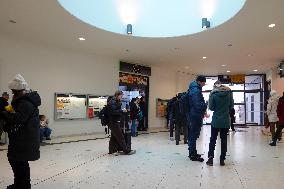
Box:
[8,74,29,90]
[196,75,206,83]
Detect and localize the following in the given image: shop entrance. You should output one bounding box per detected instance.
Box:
[203,75,265,126]
[119,72,149,131]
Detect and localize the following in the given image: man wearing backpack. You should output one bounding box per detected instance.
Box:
[188,76,207,162]
[108,91,136,155]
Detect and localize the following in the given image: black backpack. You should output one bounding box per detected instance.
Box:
[179,92,190,116]
[98,105,109,126]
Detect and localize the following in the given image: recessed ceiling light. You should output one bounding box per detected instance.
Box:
[78,37,86,41]
[268,24,276,28]
[253,69,258,72]
[202,56,207,59]
[9,20,16,24]
[227,70,231,73]
[221,64,227,67]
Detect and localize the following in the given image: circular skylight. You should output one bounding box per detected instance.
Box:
[58,0,246,38]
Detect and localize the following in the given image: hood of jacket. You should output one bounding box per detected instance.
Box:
[189,81,201,91]
[12,91,41,107]
[210,85,231,97]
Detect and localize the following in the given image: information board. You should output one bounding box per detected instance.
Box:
[88,95,108,118]
[55,93,87,120]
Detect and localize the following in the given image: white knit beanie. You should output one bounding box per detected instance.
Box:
[8,74,29,90]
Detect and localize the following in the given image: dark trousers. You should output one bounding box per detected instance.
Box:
[9,159,31,188]
[175,118,188,142]
[208,126,229,160]
[109,121,130,154]
[231,121,235,131]
[0,119,4,141]
[273,124,284,143]
[169,119,175,138]
[188,117,202,156]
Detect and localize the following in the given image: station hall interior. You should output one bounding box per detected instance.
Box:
[0,0,284,189]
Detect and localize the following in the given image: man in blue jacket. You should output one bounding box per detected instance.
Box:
[188,76,207,162]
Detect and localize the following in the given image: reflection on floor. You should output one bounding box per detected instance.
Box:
[0,127,283,189]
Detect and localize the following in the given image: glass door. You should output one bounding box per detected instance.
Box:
[245,91,264,125]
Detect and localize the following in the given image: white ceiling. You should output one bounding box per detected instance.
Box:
[0,0,283,75]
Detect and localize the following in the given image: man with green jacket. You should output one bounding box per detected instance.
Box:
[206,81,234,166]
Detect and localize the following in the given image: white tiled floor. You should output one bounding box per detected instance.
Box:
[0,127,283,189]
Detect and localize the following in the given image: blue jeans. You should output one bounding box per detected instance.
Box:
[188,116,203,156]
[131,120,138,137]
[40,127,52,142]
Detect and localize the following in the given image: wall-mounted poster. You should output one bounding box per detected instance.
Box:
[55,93,87,120]
[156,98,169,117]
[88,95,109,118]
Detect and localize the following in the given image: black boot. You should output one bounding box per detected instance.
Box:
[220,159,225,166]
[269,142,276,146]
[190,155,204,162]
[206,157,213,166]
[176,141,179,145]
[184,140,188,144]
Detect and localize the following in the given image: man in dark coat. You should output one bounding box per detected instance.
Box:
[108,90,136,155]
[0,92,9,145]
[188,76,207,162]
[167,96,177,140]
[174,93,188,145]
[0,74,41,189]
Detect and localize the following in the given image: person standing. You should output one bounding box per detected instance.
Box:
[206,81,233,166]
[0,92,10,145]
[108,90,136,155]
[230,108,236,132]
[130,98,139,137]
[270,92,284,146]
[174,93,188,145]
[188,76,207,162]
[266,90,281,141]
[168,96,177,141]
[0,74,41,189]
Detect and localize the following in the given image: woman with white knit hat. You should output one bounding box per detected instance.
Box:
[266,90,282,142]
[0,74,41,189]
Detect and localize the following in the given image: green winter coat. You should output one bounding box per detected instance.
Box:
[209,86,234,128]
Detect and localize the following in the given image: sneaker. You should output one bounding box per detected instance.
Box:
[170,137,174,141]
[269,142,276,146]
[278,138,282,142]
[188,153,202,158]
[124,150,136,155]
[184,141,188,144]
[206,157,214,166]
[220,159,225,166]
[190,155,204,162]
[45,137,51,140]
[176,141,179,145]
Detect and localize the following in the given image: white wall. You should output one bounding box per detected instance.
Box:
[267,68,284,96]
[149,66,177,128]
[176,71,196,93]
[0,35,118,137]
[0,35,185,136]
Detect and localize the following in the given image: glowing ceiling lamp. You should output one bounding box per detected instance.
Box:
[117,0,139,25]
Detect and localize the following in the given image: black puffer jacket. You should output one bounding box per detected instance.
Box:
[108,98,123,123]
[1,91,41,161]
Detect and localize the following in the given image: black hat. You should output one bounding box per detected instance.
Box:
[196,76,206,83]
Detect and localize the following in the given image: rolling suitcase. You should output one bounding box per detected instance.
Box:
[122,112,132,150]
